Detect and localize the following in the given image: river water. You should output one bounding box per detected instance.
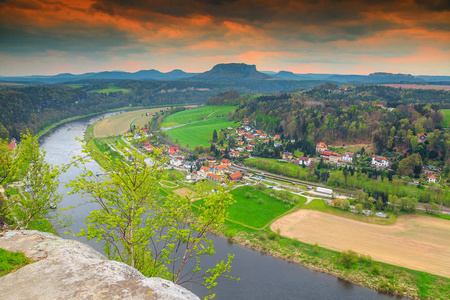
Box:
[40,112,402,300]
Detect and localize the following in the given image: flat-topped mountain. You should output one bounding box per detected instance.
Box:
[188,63,271,81]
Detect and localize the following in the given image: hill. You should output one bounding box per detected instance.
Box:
[187,63,271,81]
[272,71,309,80]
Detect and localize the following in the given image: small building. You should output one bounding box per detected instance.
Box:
[316,142,328,154]
[342,152,353,163]
[169,147,179,155]
[274,135,280,140]
[371,155,390,168]
[212,165,229,176]
[8,139,16,152]
[230,151,240,158]
[298,156,312,166]
[282,151,293,160]
[228,171,243,182]
[316,187,332,195]
[207,173,224,183]
[417,133,427,143]
[221,159,231,166]
[428,174,437,183]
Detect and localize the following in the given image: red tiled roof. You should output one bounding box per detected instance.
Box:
[229,171,242,180]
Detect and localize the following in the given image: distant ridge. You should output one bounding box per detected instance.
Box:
[187,63,271,81]
[0,69,198,83]
[272,71,309,80]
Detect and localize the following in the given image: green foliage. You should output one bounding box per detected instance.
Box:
[313,243,320,254]
[68,143,236,296]
[338,250,359,269]
[161,106,237,128]
[0,248,32,277]
[268,231,278,240]
[2,131,63,230]
[371,264,381,275]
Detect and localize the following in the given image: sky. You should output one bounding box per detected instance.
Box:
[0,0,449,76]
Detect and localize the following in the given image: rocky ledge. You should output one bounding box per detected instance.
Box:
[0,230,199,300]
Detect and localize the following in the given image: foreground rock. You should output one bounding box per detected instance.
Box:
[0,230,199,300]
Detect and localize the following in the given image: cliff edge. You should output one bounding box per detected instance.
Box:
[0,230,199,300]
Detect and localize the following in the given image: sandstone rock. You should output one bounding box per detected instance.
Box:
[0,230,199,300]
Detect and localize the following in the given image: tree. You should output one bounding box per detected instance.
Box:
[4,131,62,230]
[355,203,363,213]
[68,144,236,297]
[212,130,218,142]
[0,139,18,188]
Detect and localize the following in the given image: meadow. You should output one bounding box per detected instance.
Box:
[87,85,130,95]
[442,109,450,127]
[165,118,237,148]
[271,208,450,278]
[161,105,236,128]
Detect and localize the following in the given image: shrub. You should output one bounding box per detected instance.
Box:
[359,254,373,266]
[378,280,395,294]
[268,231,278,240]
[339,250,359,269]
[245,192,252,199]
[255,183,265,190]
[258,233,267,241]
[258,198,264,204]
[313,243,320,254]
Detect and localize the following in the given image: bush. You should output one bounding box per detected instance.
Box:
[245,192,252,199]
[359,254,373,266]
[258,198,264,204]
[378,280,395,294]
[268,231,278,240]
[313,243,320,254]
[258,232,267,241]
[255,183,265,190]
[339,250,359,269]
[372,264,381,275]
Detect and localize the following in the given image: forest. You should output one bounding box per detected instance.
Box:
[0,79,315,140]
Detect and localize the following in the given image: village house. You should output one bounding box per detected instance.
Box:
[230,151,240,158]
[371,155,390,168]
[168,147,179,155]
[212,165,229,176]
[198,166,211,178]
[428,174,437,183]
[207,173,224,183]
[316,142,328,154]
[221,158,231,166]
[342,152,353,163]
[169,157,183,167]
[8,139,16,152]
[297,156,312,166]
[321,151,341,164]
[206,156,216,164]
[228,171,243,182]
[145,145,153,153]
[260,133,267,138]
[246,146,253,152]
[274,135,280,140]
[417,133,427,143]
[142,128,150,136]
[282,151,293,160]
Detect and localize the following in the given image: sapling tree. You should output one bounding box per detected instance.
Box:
[68,142,237,298]
[3,131,62,229]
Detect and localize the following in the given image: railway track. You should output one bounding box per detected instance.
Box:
[231,165,355,196]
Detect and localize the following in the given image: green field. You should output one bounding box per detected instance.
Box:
[88,86,130,95]
[166,118,237,149]
[161,105,236,128]
[442,109,450,127]
[221,186,299,228]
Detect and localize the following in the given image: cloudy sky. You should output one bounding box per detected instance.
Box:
[0,0,449,76]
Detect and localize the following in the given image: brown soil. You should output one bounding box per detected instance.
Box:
[271,210,450,278]
[173,187,195,199]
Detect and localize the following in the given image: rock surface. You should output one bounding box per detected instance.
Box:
[0,230,200,300]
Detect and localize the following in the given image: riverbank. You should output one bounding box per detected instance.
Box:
[36,104,197,139]
[219,217,449,300]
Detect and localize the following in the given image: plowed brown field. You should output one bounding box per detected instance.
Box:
[271,210,450,278]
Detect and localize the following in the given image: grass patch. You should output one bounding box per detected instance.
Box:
[442,109,450,127]
[305,199,396,225]
[28,218,57,235]
[0,248,32,277]
[208,186,295,229]
[161,105,236,128]
[87,86,130,95]
[165,118,238,149]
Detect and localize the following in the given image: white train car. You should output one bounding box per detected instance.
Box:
[316,187,332,195]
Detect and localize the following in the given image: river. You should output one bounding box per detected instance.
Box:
[40,112,403,300]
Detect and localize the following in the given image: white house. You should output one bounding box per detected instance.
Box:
[342,152,353,163]
[371,155,389,168]
[428,174,437,183]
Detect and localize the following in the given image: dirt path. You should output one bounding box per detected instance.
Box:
[271,210,450,278]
